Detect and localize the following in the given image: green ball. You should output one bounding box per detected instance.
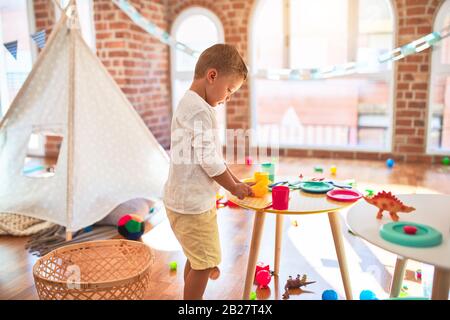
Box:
[442,157,450,166]
[249,292,257,300]
[169,261,177,271]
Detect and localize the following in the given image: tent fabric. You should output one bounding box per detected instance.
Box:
[0,14,169,232]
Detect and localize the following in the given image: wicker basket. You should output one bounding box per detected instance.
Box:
[33,239,154,300]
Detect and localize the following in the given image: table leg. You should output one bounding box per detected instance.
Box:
[328,211,353,300]
[274,214,284,276]
[242,210,266,300]
[390,256,408,298]
[431,267,450,300]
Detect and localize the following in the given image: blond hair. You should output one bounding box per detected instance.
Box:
[194,44,248,80]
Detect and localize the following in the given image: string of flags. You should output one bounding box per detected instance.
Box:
[3,41,17,60]
[31,30,47,50]
[3,0,448,80]
[113,0,450,81]
[2,30,47,60]
[112,0,200,58]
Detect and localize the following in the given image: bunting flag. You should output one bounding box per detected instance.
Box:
[3,41,18,60]
[31,30,46,49]
[113,0,450,81]
[112,0,200,58]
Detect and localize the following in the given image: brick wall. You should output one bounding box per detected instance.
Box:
[33,0,55,37]
[35,0,171,158]
[94,0,171,148]
[393,0,444,163]
[33,0,447,163]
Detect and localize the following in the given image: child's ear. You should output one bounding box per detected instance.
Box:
[207,69,218,83]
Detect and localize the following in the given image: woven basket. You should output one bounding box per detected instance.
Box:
[33,239,154,300]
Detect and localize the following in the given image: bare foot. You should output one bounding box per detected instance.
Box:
[209,267,220,280]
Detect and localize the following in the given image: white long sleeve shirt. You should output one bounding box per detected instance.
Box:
[163,90,226,214]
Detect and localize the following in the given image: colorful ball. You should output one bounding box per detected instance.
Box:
[386,158,395,168]
[360,290,378,300]
[415,269,422,281]
[442,157,450,166]
[117,214,145,240]
[322,289,338,300]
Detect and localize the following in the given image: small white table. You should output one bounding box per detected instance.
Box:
[347,194,450,300]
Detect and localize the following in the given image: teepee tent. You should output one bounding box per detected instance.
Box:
[0,4,169,235]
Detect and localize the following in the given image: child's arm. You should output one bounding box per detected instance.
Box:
[225,165,241,183]
[213,170,253,200]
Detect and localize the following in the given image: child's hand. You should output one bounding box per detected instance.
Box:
[244,181,256,187]
[232,183,254,200]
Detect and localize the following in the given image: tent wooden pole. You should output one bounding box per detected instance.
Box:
[65,0,77,242]
[52,0,63,13]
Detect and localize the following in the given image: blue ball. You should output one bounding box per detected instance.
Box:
[360,290,378,300]
[386,158,395,168]
[322,289,338,300]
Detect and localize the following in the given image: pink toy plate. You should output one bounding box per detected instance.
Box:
[327,189,362,202]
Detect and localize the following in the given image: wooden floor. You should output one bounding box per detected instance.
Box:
[1,157,449,300]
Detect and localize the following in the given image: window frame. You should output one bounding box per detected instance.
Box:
[170,6,225,112]
[249,0,396,152]
[0,0,37,117]
[426,0,450,155]
[0,0,44,156]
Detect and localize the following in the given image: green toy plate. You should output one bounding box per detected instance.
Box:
[298,181,334,194]
[379,221,443,248]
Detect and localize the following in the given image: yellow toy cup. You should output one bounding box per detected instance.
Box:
[254,172,270,183]
[251,172,269,198]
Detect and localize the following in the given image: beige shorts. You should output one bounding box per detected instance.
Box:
[166,206,221,270]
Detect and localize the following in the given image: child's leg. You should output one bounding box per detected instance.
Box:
[184,267,213,300]
[184,259,192,283]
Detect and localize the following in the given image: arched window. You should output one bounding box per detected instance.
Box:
[0,0,35,118]
[171,7,226,141]
[427,0,450,153]
[250,0,394,151]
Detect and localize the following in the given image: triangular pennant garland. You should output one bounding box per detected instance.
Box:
[3,41,18,59]
[31,30,46,49]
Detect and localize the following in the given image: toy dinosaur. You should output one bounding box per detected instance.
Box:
[282,274,316,299]
[363,191,415,221]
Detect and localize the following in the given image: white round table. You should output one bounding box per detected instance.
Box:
[347,194,450,300]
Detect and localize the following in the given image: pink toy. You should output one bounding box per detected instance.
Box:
[245,156,253,166]
[403,225,418,235]
[327,189,362,202]
[255,270,271,289]
[255,262,270,278]
[254,262,272,288]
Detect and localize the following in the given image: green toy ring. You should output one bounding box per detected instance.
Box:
[380,221,443,248]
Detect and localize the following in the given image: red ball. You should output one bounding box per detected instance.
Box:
[403,225,418,235]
